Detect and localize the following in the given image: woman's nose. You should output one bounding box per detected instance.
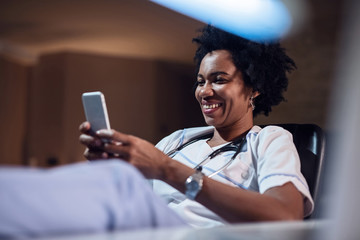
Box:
[199,82,214,98]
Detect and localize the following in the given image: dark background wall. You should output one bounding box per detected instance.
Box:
[0,0,343,167]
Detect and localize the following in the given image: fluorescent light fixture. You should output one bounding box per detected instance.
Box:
[150,0,292,42]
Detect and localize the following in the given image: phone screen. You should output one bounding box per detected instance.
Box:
[82,91,111,133]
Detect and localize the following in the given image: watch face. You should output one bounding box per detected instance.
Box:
[187,180,199,191]
[185,171,204,200]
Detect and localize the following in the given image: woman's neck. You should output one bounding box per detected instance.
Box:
[207,122,253,147]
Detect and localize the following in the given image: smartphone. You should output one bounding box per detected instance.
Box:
[82,91,111,134]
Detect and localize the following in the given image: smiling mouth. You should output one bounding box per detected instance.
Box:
[202,103,222,109]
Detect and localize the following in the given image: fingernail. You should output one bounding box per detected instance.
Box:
[96,129,110,135]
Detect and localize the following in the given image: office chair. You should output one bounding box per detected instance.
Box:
[261,123,326,219]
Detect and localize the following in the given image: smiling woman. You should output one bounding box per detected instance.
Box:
[149,26,310,226]
[192,25,296,118]
[0,25,312,237]
[195,50,256,133]
[80,25,311,226]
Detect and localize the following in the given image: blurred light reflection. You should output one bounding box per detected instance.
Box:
[150,0,292,42]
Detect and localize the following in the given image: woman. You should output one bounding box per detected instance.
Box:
[80,25,313,227]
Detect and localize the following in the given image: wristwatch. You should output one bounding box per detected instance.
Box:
[185,166,204,200]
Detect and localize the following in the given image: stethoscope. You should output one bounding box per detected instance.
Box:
[166,132,247,178]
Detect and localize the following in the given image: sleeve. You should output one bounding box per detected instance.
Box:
[155,129,185,153]
[255,126,314,217]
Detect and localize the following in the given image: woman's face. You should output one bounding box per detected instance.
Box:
[195,50,256,129]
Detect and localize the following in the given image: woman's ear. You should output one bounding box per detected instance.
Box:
[249,90,260,111]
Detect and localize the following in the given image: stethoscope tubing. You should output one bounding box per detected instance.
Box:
[166,135,247,178]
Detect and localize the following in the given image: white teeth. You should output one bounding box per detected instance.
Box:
[203,103,221,109]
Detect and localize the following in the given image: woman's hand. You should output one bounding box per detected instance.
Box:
[95,129,170,179]
[79,122,111,160]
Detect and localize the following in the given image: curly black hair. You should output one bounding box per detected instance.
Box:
[192,25,296,117]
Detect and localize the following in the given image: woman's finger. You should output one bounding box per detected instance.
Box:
[79,134,103,148]
[96,129,131,145]
[103,143,130,160]
[83,148,109,160]
[79,121,91,134]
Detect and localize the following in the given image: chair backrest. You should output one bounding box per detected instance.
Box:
[261,123,326,219]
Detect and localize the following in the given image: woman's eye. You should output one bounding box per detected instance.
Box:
[215,78,227,84]
[197,80,205,86]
